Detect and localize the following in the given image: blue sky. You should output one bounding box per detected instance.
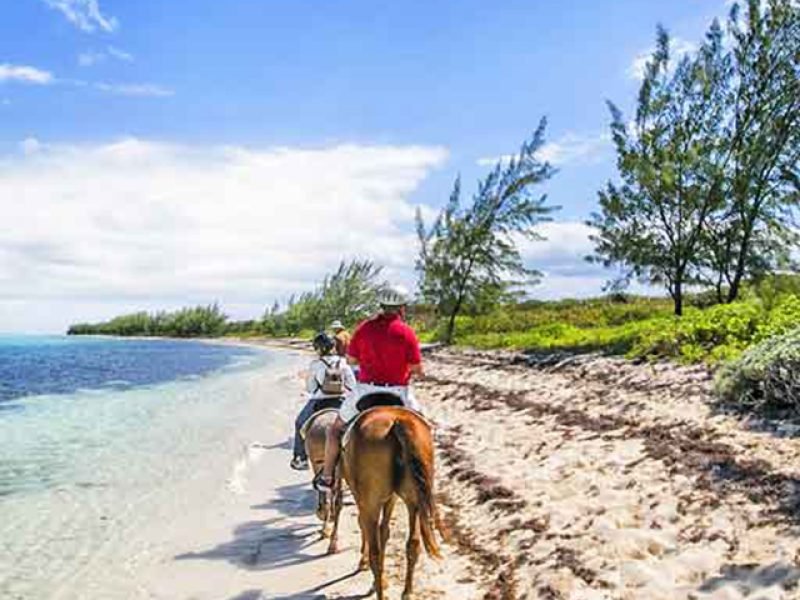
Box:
[0,1,728,332]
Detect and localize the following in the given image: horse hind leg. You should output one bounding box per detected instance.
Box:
[326,474,343,554]
[358,528,369,571]
[359,508,385,600]
[372,496,396,595]
[402,503,421,600]
[380,496,397,555]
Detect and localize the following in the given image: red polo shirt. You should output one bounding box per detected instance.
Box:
[348,313,422,386]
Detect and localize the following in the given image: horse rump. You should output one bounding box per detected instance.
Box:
[391,416,442,559]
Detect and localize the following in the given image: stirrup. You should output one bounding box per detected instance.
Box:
[313,472,334,493]
[290,456,308,471]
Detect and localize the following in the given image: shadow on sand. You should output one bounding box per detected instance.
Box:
[227,569,371,599]
[175,483,326,571]
[250,482,317,517]
[177,478,368,596]
[698,562,800,596]
[175,516,321,571]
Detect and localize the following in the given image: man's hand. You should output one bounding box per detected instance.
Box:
[410,363,424,380]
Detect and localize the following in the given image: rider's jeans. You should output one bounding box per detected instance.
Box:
[293,398,317,460]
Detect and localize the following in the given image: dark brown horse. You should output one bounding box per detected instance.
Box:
[341,405,442,600]
[302,408,344,554]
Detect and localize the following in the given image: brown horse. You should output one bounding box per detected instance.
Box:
[302,408,344,554]
[341,405,442,600]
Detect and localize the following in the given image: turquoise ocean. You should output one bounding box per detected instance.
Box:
[0,335,294,599]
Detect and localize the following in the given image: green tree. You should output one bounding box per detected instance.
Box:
[701,0,800,302]
[416,118,559,343]
[589,27,728,315]
[317,259,386,327]
[260,258,386,335]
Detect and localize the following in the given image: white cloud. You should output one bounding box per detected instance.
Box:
[0,64,171,99]
[0,64,53,85]
[477,131,611,168]
[44,0,118,33]
[627,37,697,81]
[520,222,597,270]
[93,82,174,97]
[519,221,636,299]
[536,132,611,166]
[476,154,514,167]
[19,138,43,156]
[0,139,448,332]
[78,46,134,67]
[106,46,134,62]
[78,51,103,67]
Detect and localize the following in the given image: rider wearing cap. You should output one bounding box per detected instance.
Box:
[315,285,424,491]
[290,331,356,471]
[329,319,351,357]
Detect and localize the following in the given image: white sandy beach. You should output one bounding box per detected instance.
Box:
[419,349,800,599]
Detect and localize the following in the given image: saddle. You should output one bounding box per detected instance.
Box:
[341,393,429,449]
[299,397,343,440]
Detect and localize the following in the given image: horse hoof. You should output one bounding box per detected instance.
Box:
[326,543,338,555]
[358,559,369,572]
[402,593,414,600]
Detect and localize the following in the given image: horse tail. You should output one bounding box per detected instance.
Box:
[392,417,442,559]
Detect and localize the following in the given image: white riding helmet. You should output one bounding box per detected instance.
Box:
[329,320,344,330]
[377,284,410,307]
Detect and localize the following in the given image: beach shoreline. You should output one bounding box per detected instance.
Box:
[8,339,800,599]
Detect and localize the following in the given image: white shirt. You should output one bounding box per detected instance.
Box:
[305,355,357,400]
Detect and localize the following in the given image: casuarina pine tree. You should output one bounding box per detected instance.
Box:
[416,118,559,343]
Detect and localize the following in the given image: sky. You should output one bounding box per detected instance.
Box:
[0,0,731,333]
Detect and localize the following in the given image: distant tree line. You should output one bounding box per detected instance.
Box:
[68,304,228,337]
[67,260,388,338]
[590,0,800,315]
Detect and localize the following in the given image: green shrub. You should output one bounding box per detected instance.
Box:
[629,302,762,363]
[756,295,800,341]
[715,327,800,413]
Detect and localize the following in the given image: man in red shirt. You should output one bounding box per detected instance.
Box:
[315,285,423,492]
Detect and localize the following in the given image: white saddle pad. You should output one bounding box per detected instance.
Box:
[299,408,339,441]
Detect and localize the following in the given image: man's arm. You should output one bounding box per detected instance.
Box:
[347,327,361,366]
[406,326,423,380]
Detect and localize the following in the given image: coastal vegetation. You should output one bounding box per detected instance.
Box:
[69,1,798,411]
[68,259,386,339]
[67,304,228,337]
[590,0,800,315]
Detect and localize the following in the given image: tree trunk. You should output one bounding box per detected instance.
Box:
[444,310,457,345]
[727,275,742,304]
[726,226,753,303]
[674,279,683,316]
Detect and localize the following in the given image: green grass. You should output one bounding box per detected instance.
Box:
[425,291,800,365]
